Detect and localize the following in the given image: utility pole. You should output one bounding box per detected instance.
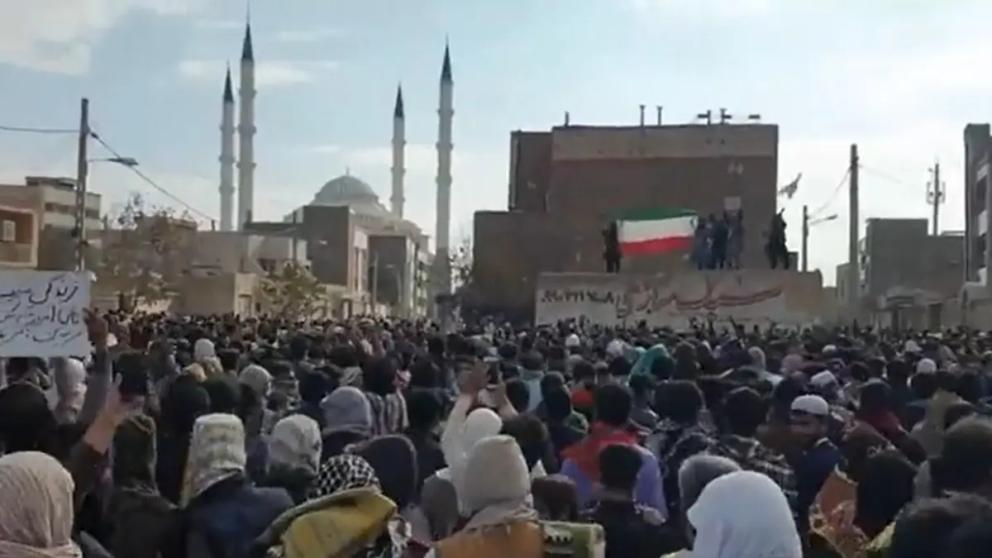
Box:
[74,98,89,271]
[802,205,809,273]
[848,144,860,312]
[928,161,944,236]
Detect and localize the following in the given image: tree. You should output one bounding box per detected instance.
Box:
[260,260,327,319]
[96,193,194,311]
[450,232,474,290]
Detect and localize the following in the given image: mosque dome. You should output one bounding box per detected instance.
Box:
[313,174,380,205]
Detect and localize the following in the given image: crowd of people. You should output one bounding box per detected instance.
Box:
[2,312,992,558]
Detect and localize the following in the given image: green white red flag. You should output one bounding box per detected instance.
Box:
[618,208,697,255]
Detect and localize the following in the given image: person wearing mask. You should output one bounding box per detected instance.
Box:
[709,387,797,504]
[0,452,83,558]
[581,444,681,558]
[320,386,374,460]
[561,384,665,515]
[789,394,842,531]
[431,435,603,558]
[263,414,322,504]
[685,471,802,558]
[182,413,293,558]
[107,413,180,558]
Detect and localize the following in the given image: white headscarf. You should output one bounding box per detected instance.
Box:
[443,407,503,513]
[687,471,801,558]
[53,359,87,425]
[0,452,81,558]
[181,413,247,506]
[268,414,322,476]
[194,338,216,362]
[461,435,536,529]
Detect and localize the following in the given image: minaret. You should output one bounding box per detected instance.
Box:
[218,66,236,232]
[434,43,454,296]
[391,84,405,219]
[237,21,256,229]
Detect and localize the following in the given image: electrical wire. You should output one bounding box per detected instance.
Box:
[859,164,917,188]
[0,124,78,134]
[89,131,215,222]
[809,167,850,218]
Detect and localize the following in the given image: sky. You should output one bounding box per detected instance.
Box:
[1,0,990,284]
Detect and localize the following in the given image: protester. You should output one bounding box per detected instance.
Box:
[789,394,842,530]
[264,414,322,504]
[320,385,374,460]
[0,451,82,558]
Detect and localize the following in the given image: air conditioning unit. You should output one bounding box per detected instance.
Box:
[1,220,15,243]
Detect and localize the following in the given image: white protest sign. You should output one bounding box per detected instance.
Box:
[0,271,91,357]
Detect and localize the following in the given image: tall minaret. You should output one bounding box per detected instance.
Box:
[434,43,454,296]
[218,66,236,232]
[391,84,405,219]
[237,21,256,229]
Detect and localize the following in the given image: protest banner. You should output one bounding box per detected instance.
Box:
[0,271,91,357]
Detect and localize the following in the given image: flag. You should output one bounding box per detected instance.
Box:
[618,208,697,255]
[778,172,801,199]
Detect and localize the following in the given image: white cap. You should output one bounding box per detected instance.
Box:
[916,358,937,374]
[791,394,830,416]
[565,333,581,348]
[810,370,838,388]
[822,344,838,356]
[904,340,922,354]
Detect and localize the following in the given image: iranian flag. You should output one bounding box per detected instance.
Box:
[618,208,697,255]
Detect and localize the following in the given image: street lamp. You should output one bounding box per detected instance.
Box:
[75,155,140,270]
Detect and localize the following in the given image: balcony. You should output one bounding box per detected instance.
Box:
[0,241,36,267]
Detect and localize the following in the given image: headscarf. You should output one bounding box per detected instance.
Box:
[630,344,669,378]
[781,354,804,375]
[113,413,158,491]
[308,454,380,499]
[0,452,80,558]
[239,364,272,400]
[320,386,373,437]
[748,347,767,370]
[677,454,741,513]
[460,435,536,527]
[268,414,322,476]
[194,338,216,362]
[181,413,247,506]
[687,471,802,558]
[357,435,418,510]
[182,363,207,383]
[53,358,86,425]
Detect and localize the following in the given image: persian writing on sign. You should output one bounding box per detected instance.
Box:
[0,271,91,357]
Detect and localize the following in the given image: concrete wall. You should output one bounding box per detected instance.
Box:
[535,270,825,328]
[174,273,259,316]
[302,205,353,286]
[0,187,39,268]
[509,131,552,213]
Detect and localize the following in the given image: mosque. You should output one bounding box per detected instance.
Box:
[211,22,453,317]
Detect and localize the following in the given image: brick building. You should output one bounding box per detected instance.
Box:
[474,122,779,319]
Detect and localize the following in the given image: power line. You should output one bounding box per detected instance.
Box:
[810,167,850,218]
[89,131,215,222]
[859,164,917,188]
[0,124,78,135]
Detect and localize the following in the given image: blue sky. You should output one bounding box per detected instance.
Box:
[1,0,990,283]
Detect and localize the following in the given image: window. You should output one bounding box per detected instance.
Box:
[1,220,14,243]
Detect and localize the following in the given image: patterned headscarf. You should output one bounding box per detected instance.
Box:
[113,413,158,491]
[308,454,380,499]
[181,413,247,506]
[268,414,322,476]
[0,452,80,558]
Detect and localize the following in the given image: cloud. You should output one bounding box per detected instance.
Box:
[194,18,241,31]
[0,0,210,75]
[309,144,342,154]
[179,59,339,87]
[273,27,343,43]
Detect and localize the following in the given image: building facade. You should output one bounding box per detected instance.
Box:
[475,122,779,319]
[965,124,992,284]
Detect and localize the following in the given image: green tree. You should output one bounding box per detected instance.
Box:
[260,261,327,319]
[96,193,194,310]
